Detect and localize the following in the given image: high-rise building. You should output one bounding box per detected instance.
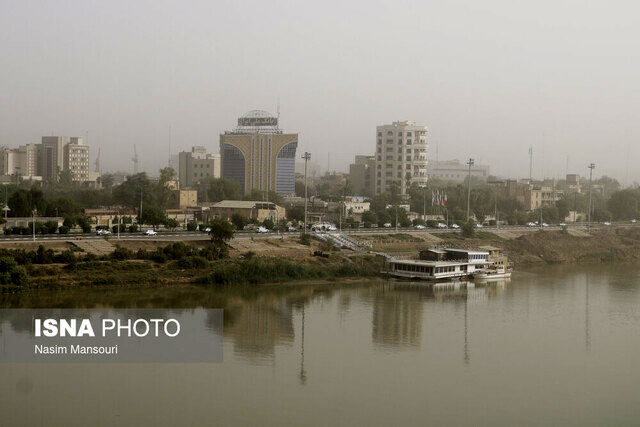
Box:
[220,110,298,196]
[348,155,376,196]
[40,136,67,181]
[178,146,221,188]
[375,121,428,195]
[63,137,90,182]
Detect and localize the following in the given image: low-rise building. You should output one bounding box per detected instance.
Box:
[178,146,221,188]
[428,159,490,182]
[523,185,563,210]
[171,189,198,209]
[210,200,286,222]
[348,155,376,196]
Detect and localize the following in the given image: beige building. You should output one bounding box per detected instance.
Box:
[375,121,428,195]
[348,155,376,196]
[178,146,221,188]
[171,189,198,209]
[210,200,286,222]
[0,144,40,179]
[523,185,563,211]
[220,110,298,196]
[63,137,90,182]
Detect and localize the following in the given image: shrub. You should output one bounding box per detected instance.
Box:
[165,218,180,229]
[150,250,167,263]
[128,224,139,233]
[55,250,77,264]
[81,224,92,233]
[187,222,198,232]
[58,225,69,234]
[461,221,476,238]
[176,256,209,269]
[299,233,311,246]
[111,246,134,261]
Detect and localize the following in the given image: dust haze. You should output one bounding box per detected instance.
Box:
[1,0,639,182]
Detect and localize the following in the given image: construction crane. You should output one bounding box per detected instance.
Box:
[94,148,101,174]
[132,145,139,174]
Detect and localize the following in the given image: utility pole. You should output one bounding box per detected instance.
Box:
[117,208,121,240]
[395,206,398,233]
[466,158,474,221]
[32,208,37,242]
[302,152,311,233]
[588,163,595,232]
[139,188,143,229]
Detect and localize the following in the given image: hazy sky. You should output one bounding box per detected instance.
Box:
[1,0,639,183]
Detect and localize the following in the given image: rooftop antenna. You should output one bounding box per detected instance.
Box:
[132,145,139,174]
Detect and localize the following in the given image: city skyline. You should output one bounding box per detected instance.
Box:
[1,1,639,183]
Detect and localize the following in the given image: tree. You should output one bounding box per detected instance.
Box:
[607,189,640,220]
[8,187,46,217]
[230,213,247,230]
[112,173,154,211]
[262,218,275,230]
[461,220,475,238]
[164,218,180,229]
[156,167,177,209]
[244,189,282,204]
[205,178,241,202]
[139,205,167,229]
[207,217,235,259]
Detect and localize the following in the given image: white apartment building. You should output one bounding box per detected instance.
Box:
[63,137,90,182]
[0,144,39,178]
[375,121,428,195]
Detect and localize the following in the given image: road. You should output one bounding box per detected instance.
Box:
[0,221,635,243]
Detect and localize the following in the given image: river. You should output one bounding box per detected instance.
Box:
[2,263,640,426]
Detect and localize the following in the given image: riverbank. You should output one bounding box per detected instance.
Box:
[1,227,640,291]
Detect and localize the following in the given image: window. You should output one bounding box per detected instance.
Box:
[406,132,412,136]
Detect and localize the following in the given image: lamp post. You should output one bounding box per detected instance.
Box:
[117,208,121,240]
[32,208,37,242]
[302,152,311,234]
[588,163,595,232]
[466,158,474,221]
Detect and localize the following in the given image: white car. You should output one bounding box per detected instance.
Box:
[414,224,426,229]
[203,227,211,233]
[286,226,297,232]
[96,229,111,236]
[256,226,269,233]
[527,222,537,227]
[144,229,157,236]
[542,223,549,227]
[603,222,611,226]
[474,223,483,228]
[631,219,637,223]
[436,223,447,229]
[383,223,392,228]
[450,224,460,229]
[559,223,567,227]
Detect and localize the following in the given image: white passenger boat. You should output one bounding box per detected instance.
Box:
[473,265,512,280]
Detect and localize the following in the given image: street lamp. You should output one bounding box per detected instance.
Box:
[466,158,474,221]
[588,163,595,232]
[32,208,37,242]
[302,152,311,234]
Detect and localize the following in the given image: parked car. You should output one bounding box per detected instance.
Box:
[631,219,637,223]
[414,224,426,230]
[603,222,611,226]
[474,223,483,228]
[383,223,392,228]
[203,227,211,233]
[96,229,111,236]
[542,223,549,227]
[527,222,537,227]
[256,226,269,233]
[286,226,297,232]
[144,229,157,236]
[559,223,567,227]
[450,223,460,229]
[436,223,447,229]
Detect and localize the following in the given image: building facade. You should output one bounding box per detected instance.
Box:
[220,110,298,196]
[375,121,428,195]
[40,136,67,181]
[178,146,221,188]
[428,159,490,182]
[63,137,90,182]
[348,155,376,196]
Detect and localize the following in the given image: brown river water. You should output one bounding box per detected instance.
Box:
[1,263,640,426]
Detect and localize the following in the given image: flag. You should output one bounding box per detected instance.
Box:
[444,193,447,206]
[437,190,442,206]
[431,191,435,206]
